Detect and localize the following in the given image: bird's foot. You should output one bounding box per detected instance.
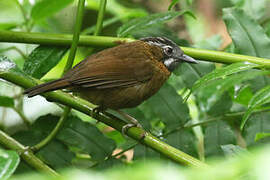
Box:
[113,110,146,140]
[116,110,141,125]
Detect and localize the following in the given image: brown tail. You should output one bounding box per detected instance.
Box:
[24,78,70,97]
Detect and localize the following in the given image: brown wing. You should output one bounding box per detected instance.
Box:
[64,41,155,89]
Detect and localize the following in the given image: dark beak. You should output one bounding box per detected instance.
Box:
[179,54,198,64]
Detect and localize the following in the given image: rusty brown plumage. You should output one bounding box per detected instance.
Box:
[25,40,171,109]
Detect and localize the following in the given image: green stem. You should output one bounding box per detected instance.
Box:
[94,0,107,36]
[112,143,137,158]
[33,0,85,152]
[163,107,270,138]
[63,0,85,73]
[91,142,138,168]
[0,30,269,67]
[181,47,270,67]
[0,31,133,47]
[0,71,207,168]
[225,106,270,117]
[32,108,70,151]
[15,0,31,32]
[0,130,59,176]
[15,0,27,23]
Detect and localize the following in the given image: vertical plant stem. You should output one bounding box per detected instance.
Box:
[32,0,85,152]
[94,0,107,36]
[32,108,71,151]
[15,0,31,32]
[85,0,107,58]
[63,0,85,73]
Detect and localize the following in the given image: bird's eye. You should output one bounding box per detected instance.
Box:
[164,46,173,56]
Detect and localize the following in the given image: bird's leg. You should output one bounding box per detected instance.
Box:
[115,110,146,140]
[116,110,142,127]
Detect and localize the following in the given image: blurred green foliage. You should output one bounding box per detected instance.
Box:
[9,146,270,180]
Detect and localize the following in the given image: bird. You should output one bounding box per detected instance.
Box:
[25,37,197,130]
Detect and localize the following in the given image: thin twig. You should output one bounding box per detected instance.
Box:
[32,108,70,151]
[94,0,107,36]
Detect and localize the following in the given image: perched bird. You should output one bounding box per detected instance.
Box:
[25,37,197,128]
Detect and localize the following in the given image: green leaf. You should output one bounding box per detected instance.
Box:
[14,161,33,175]
[37,141,75,169]
[255,133,270,142]
[145,83,190,128]
[204,121,236,157]
[0,0,24,30]
[57,116,116,161]
[0,149,20,180]
[117,11,194,37]
[31,0,74,21]
[23,46,68,79]
[248,75,270,92]
[230,85,253,106]
[241,85,270,129]
[0,96,14,107]
[12,114,75,169]
[203,93,233,116]
[12,114,59,146]
[223,8,270,58]
[231,0,267,20]
[243,112,270,147]
[192,62,261,93]
[175,62,215,88]
[94,158,123,170]
[196,70,268,114]
[166,130,197,158]
[248,85,270,108]
[133,144,160,160]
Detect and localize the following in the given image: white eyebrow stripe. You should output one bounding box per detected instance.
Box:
[146,41,163,47]
[156,37,165,42]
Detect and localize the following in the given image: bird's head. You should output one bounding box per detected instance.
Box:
[141,37,198,72]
